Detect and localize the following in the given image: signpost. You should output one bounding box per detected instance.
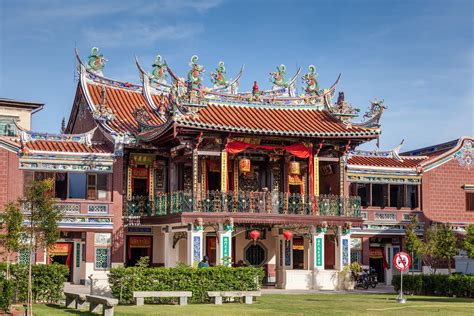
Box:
[393,251,411,304]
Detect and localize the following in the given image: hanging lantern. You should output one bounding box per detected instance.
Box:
[283,230,293,241]
[289,161,300,175]
[249,230,261,243]
[240,158,251,173]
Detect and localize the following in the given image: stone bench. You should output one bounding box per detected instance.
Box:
[64,292,87,310]
[207,291,261,305]
[86,295,119,316]
[132,291,192,306]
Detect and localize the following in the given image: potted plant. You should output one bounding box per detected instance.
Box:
[339,261,361,290]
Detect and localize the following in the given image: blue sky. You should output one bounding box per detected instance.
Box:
[0,0,472,151]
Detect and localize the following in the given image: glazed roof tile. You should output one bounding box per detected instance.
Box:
[176,104,379,137]
[87,83,165,134]
[24,140,111,154]
[347,155,427,169]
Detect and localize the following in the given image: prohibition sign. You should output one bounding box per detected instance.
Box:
[394,252,411,271]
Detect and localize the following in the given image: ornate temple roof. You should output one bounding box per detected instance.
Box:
[18,127,112,155]
[73,47,385,148]
[174,103,379,137]
[347,155,427,170]
[22,140,109,154]
[86,82,166,134]
[17,127,114,172]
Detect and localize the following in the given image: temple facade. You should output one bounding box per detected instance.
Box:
[0,48,472,289]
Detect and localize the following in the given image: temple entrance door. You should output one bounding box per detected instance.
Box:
[206,236,217,266]
[208,172,220,191]
[369,257,385,283]
[132,178,148,196]
[49,242,73,282]
[126,236,152,266]
[292,237,304,269]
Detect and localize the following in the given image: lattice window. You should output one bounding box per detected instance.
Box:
[88,204,109,214]
[374,212,397,221]
[361,211,368,220]
[94,248,110,269]
[350,250,362,264]
[18,248,32,264]
[56,203,80,214]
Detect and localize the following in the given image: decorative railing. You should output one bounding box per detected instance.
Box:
[124,191,361,218]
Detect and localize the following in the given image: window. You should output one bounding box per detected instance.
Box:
[18,248,32,265]
[406,185,419,209]
[372,184,388,207]
[390,185,404,208]
[409,252,422,272]
[245,242,266,266]
[0,116,18,136]
[68,173,108,200]
[350,238,362,264]
[467,193,474,211]
[352,183,370,207]
[68,173,86,199]
[94,233,111,270]
[55,173,68,200]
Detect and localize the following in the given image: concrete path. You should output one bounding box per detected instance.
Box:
[262,285,396,295]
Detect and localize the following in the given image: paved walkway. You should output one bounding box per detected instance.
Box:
[262,285,396,295]
[64,282,395,296]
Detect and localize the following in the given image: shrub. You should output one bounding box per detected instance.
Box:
[108,265,264,304]
[0,263,69,304]
[392,274,474,298]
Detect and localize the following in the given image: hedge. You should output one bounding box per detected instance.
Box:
[108,265,264,304]
[0,263,69,308]
[392,274,474,298]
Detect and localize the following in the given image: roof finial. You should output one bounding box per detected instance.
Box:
[87,47,107,76]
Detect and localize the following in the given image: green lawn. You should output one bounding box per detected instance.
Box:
[17,294,474,316]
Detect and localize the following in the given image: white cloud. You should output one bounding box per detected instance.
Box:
[411,79,426,87]
[83,22,204,47]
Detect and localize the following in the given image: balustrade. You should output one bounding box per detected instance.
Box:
[124,191,361,218]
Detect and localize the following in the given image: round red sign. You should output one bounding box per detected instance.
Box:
[393,252,411,271]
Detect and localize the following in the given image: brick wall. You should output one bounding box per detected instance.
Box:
[0,147,24,209]
[422,158,474,224]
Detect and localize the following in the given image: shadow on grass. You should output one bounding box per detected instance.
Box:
[42,304,94,315]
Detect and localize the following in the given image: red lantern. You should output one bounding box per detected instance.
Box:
[289,161,300,175]
[240,158,251,173]
[249,230,261,242]
[283,230,293,241]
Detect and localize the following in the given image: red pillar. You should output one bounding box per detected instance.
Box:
[111,157,124,264]
[362,237,370,266]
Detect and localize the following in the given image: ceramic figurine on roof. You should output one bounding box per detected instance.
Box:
[187,55,205,90]
[87,47,107,76]
[92,87,115,122]
[270,64,288,88]
[151,55,167,84]
[354,98,386,128]
[330,92,359,124]
[302,65,319,96]
[210,61,227,88]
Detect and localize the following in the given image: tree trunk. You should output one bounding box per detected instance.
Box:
[6,253,10,280]
[27,224,34,316]
[447,258,452,274]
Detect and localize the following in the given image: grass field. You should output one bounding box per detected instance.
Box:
[17,294,474,316]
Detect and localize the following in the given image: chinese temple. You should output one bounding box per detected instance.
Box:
[1,47,472,289]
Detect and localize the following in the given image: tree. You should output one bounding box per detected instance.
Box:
[463,224,474,259]
[0,202,23,279]
[434,223,458,274]
[420,225,439,274]
[22,179,63,316]
[404,216,422,274]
